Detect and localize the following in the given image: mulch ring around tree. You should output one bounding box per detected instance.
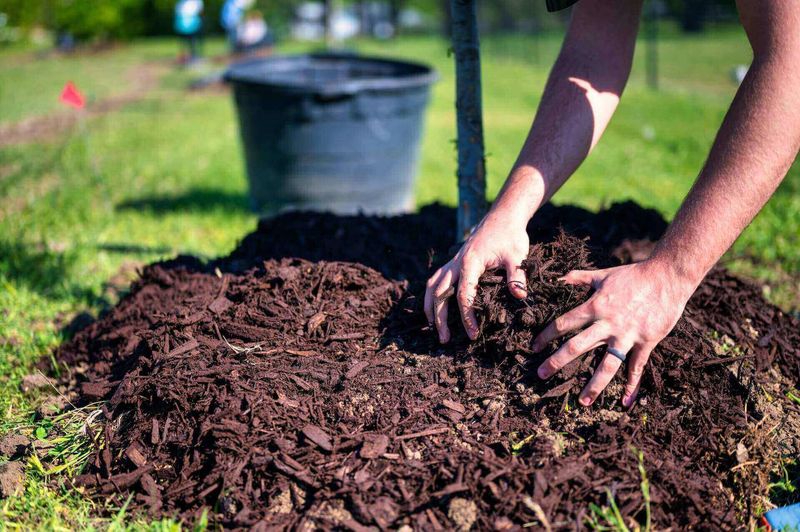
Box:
[49,202,799,530]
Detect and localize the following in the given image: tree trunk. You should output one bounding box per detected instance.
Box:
[358,1,370,37]
[451,0,487,242]
[680,0,706,33]
[494,0,517,32]
[389,0,403,36]
[324,0,336,47]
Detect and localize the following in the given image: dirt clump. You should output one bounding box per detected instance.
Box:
[53,203,799,530]
[36,395,68,418]
[0,434,31,460]
[449,497,478,531]
[0,461,26,498]
[20,373,50,393]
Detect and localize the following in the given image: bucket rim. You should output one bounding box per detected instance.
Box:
[223,52,438,97]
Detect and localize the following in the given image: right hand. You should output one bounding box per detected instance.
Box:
[424,210,530,343]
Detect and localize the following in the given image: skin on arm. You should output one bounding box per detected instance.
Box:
[424,0,643,343]
[535,0,800,407]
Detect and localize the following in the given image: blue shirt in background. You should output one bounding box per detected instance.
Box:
[175,0,203,35]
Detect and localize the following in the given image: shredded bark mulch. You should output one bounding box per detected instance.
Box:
[55,202,799,530]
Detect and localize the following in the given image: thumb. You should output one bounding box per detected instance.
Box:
[505,258,528,299]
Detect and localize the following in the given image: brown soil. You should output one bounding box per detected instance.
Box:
[55,202,799,530]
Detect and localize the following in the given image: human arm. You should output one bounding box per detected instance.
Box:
[425,0,643,343]
[535,0,800,407]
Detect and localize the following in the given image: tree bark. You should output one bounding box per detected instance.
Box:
[324,0,336,47]
[389,0,403,35]
[451,0,487,241]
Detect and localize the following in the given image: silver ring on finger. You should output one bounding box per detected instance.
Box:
[607,347,628,363]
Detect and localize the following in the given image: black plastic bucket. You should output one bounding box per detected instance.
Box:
[224,53,437,214]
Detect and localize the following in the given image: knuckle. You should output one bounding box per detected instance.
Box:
[459,260,478,277]
[564,339,581,358]
[543,358,559,373]
[593,294,609,308]
[457,290,472,307]
[601,357,619,373]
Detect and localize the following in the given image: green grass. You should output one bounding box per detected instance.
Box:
[0,24,798,528]
[585,448,651,532]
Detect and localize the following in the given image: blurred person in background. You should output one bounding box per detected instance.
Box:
[237,9,271,54]
[174,0,204,63]
[221,0,249,53]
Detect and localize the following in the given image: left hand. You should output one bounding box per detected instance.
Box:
[532,259,697,408]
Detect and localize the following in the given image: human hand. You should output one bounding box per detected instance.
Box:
[424,209,530,344]
[533,259,697,408]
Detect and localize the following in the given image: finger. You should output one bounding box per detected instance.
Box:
[537,323,607,379]
[532,300,596,352]
[505,258,528,299]
[579,338,635,406]
[456,258,483,340]
[622,344,653,408]
[433,268,456,344]
[559,269,604,287]
[424,268,445,325]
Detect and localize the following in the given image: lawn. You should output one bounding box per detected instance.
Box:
[0,24,798,528]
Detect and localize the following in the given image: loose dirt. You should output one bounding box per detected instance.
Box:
[54,202,799,530]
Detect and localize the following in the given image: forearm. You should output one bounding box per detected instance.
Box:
[490,0,642,226]
[651,48,800,289]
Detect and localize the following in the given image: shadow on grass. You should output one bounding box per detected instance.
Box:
[0,239,94,303]
[116,188,250,214]
[96,242,174,255]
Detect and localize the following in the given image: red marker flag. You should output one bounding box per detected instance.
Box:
[60,81,85,109]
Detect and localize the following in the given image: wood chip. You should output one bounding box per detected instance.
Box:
[302,424,333,452]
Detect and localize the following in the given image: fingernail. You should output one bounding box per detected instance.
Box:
[532,342,542,353]
[623,394,635,408]
[580,395,592,406]
[537,366,549,379]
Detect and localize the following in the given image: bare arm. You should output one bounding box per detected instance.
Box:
[495,0,643,223]
[426,0,643,343]
[650,0,800,288]
[534,0,800,408]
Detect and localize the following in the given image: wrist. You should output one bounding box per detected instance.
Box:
[642,254,702,301]
[487,166,546,228]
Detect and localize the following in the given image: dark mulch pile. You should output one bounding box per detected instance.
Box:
[56,203,799,531]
